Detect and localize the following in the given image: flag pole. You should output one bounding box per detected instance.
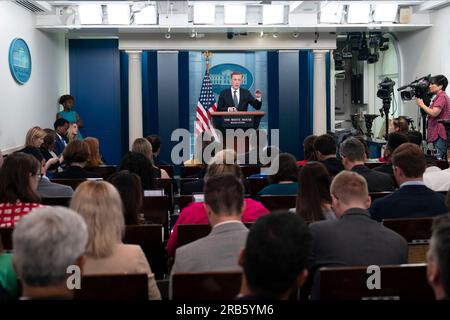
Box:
[203,50,212,74]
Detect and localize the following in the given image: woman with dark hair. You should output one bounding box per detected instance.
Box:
[52,140,101,179]
[40,129,61,175]
[296,161,335,222]
[297,135,317,166]
[0,153,43,228]
[108,171,144,225]
[56,94,83,140]
[119,151,158,190]
[257,153,299,196]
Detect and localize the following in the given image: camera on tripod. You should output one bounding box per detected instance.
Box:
[397,74,432,101]
[377,77,395,100]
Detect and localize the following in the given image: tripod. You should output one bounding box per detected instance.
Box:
[381,96,392,139]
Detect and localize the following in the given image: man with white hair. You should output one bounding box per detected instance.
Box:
[13,206,88,300]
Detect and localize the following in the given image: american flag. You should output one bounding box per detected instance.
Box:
[195,70,217,138]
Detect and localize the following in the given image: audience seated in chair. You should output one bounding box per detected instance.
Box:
[84,137,104,167]
[374,132,409,177]
[181,149,251,195]
[171,174,248,274]
[13,206,87,300]
[237,212,312,300]
[69,180,161,300]
[131,138,170,179]
[297,135,317,166]
[296,161,335,222]
[167,150,269,258]
[257,153,298,196]
[120,151,158,191]
[146,135,169,166]
[40,129,62,175]
[313,134,344,177]
[0,153,43,228]
[423,152,450,192]
[309,171,408,299]
[53,140,101,179]
[340,137,395,192]
[370,143,448,222]
[53,118,69,157]
[427,214,450,300]
[108,171,144,225]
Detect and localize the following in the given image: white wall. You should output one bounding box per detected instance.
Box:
[397,5,450,124]
[0,1,66,153]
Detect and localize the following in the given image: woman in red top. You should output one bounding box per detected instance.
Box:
[0,153,42,228]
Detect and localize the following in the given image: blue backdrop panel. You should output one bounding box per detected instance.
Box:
[69,39,122,165]
[298,50,314,159]
[157,52,179,164]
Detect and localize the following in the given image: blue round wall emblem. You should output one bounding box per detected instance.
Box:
[209,63,254,95]
[9,38,32,85]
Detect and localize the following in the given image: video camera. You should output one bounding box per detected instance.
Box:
[397,75,432,101]
[377,77,395,100]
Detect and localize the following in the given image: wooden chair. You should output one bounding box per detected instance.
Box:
[141,196,171,237]
[85,165,117,180]
[171,272,242,300]
[369,191,394,201]
[0,227,13,251]
[177,195,194,212]
[436,160,449,170]
[319,264,434,300]
[40,197,71,207]
[180,165,206,178]
[247,177,270,196]
[123,224,167,279]
[177,223,253,249]
[155,178,174,204]
[259,195,297,211]
[240,165,263,178]
[383,217,433,264]
[159,165,174,178]
[74,274,148,300]
[50,178,88,190]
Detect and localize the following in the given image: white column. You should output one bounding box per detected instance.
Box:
[127,50,143,147]
[313,50,328,135]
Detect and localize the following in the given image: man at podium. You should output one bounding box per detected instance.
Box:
[217,72,262,112]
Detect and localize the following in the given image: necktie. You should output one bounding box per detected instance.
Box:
[233,90,238,108]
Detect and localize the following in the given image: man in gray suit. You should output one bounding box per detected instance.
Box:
[37,175,73,198]
[309,171,408,299]
[171,174,248,274]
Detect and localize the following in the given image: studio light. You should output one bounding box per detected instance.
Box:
[78,4,102,24]
[320,2,343,24]
[347,3,371,24]
[107,4,130,25]
[224,4,247,24]
[193,3,216,24]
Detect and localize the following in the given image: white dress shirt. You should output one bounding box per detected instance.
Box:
[423,166,450,192]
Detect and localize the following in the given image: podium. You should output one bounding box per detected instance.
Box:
[210,111,265,162]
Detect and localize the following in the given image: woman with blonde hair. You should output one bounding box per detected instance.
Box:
[66,123,79,143]
[21,126,59,175]
[131,138,169,178]
[84,137,104,167]
[70,180,161,300]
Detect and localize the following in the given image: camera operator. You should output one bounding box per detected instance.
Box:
[415,75,450,160]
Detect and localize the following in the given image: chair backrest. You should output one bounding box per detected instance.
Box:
[85,165,117,180]
[240,165,263,178]
[181,165,206,178]
[40,197,71,207]
[177,223,253,249]
[74,274,148,300]
[258,195,297,211]
[155,179,174,204]
[159,165,174,178]
[0,227,13,251]
[177,195,194,212]
[141,196,171,236]
[171,272,242,300]
[436,160,449,170]
[246,177,270,196]
[50,178,87,190]
[369,191,394,201]
[382,217,433,243]
[123,224,167,279]
[319,264,434,300]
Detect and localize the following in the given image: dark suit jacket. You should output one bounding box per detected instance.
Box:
[54,133,68,156]
[309,208,408,299]
[320,157,344,177]
[351,165,395,192]
[369,184,448,222]
[217,88,262,112]
[52,165,101,179]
